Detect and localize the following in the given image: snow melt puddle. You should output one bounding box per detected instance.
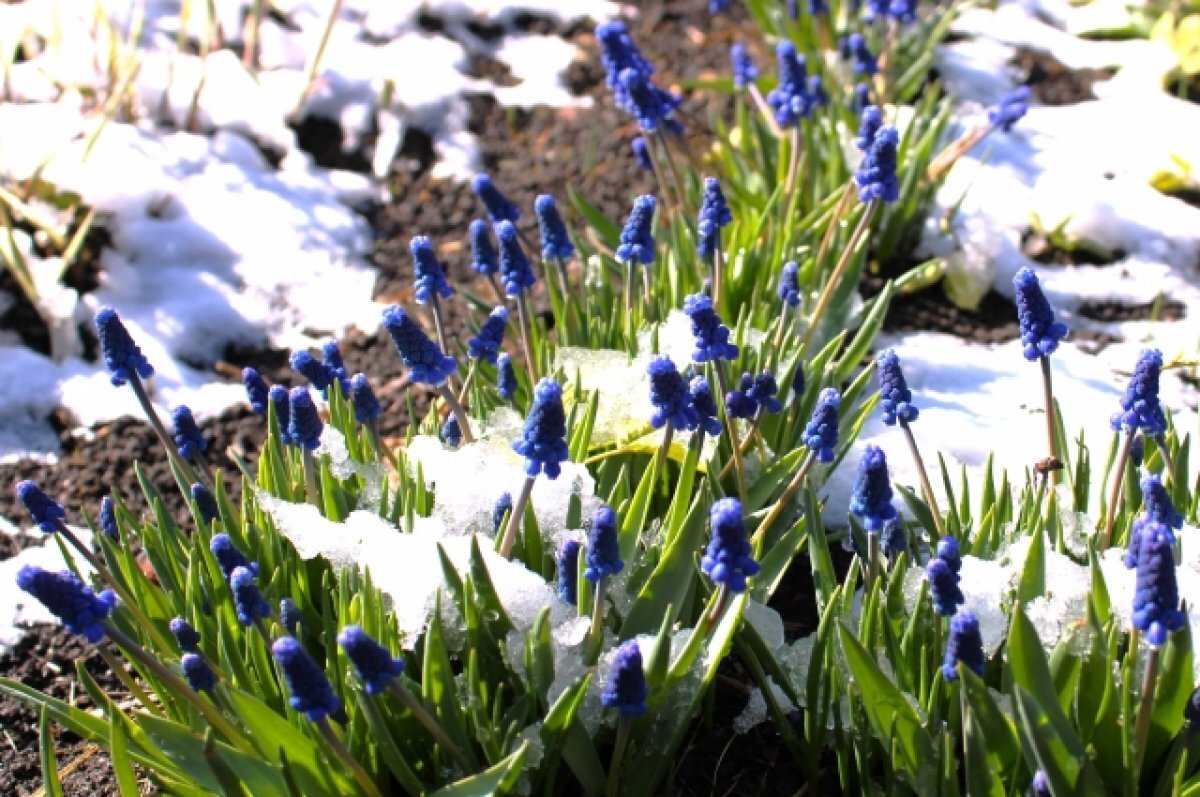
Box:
[0,0,617,463]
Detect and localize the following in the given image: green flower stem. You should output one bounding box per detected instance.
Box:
[606,715,633,797]
[1134,643,1162,771]
[487,273,505,306]
[96,644,162,715]
[515,291,540,384]
[705,583,729,632]
[437,384,475,444]
[899,419,944,538]
[300,449,321,509]
[1039,355,1062,488]
[718,411,768,483]
[499,475,536,559]
[712,233,725,312]
[798,200,877,355]
[926,125,989,182]
[713,366,749,505]
[1101,431,1136,549]
[644,142,677,221]
[745,84,782,139]
[623,259,636,341]
[387,682,475,774]
[128,373,201,487]
[104,623,252,753]
[456,359,479,408]
[813,181,856,274]
[427,294,451,370]
[785,126,802,194]
[654,129,688,217]
[866,530,880,586]
[769,301,792,372]
[315,716,383,797]
[652,423,675,494]
[585,576,608,665]
[751,449,817,549]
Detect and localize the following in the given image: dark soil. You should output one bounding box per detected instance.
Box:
[1022,229,1125,267]
[0,625,133,796]
[1012,47,1115,105]
[1078,297,1186,324]
[862,271,1021,344]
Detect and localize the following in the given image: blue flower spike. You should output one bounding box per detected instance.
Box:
[989,86,1031,132]
[172,405,207,461]
[170,618,201,653]
[854,105,883,152]
[777,261,800,308]
[191,483,220,525]
[937,536,962,574]
[281,598,302,635]
[748,372,783,414]
[1132,523,1187,646]
[767,41,810,129]
[855,125,900,204]
[349,373,382,425]
[98,496,118,540]
[802,388,841,463]
[731,43,758,90]
[926,558,964,616]
[242,367,269,415]
[230,566,271,628]
[535,194,574,262]
[468,307,508,364]
[701,498,760,595]
[844,33,877,75]
[272,636,342,721]
[849,444,898,532]
[697,178,732,261]
[616,195,657,266]
[321,339,347,381]
[95,307,153,386]
[382,306,457,386]
[287,387,324,451]
[17,565,116,643]
[291,350,333,393]
[339,625,405,695]
[690,375,723,437]
[631,137,653,172]
[17,480,65,532]
[1113,349,1168,438]
[497,353,518,401]
[496,220,537,298]
[269,385,292,444]
[469,219,499,277]
[501,378,568,559]
[441,415,462,448]
[410,236,454,304]
[493,492,512,535]
[877,349,918,426]
[601,639,649,717]
[684,293,739,363]
[210,533,258,582]
[182,653,216,693]
[471,173,520,224]
[1013,267,1067,362]
[551,539,580,607]
[725,373,758,421]
[941,610,985,681]
[584,505,623,584]
[647,356,700,432]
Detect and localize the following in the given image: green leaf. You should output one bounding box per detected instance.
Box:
[1016,531,1046,603]
[1151,621,1194,759]
[836,623,935,777]
[430,743,528,796]
[39,705,66,797]
[621,488,706,638]
[110,714,142,797]
[959,668,1019,776]
[1012,684,1106,795]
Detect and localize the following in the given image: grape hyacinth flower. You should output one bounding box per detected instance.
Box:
[535,194,574,262]
[844,33,877,75]
[877,350,917,425]
[280,598,302,636]
[710,0,729,11]
[210,533,258,582]
[410,236,454,304]
[889,0,917,22]
[602,639,649,717]
[596,21,655,96]
[617,195,657,266]
[1029,772,1051,797]
[191,483,220,525]
[684,293,739,364]
[382,306,457,386]
[702,498,760,596]
[95,307,153,386]
[803,388,841,463]
[731,43,757,89]
[1113,349,1168,438]
[170,617,201,653]
[584,506,623,584]
[269,385,291,443]
[647,356,700,432]
[17,565,116,643]
[182,653,216,693]
[348,374,381,425]
[291,350,333,394]
[853,83,872,113]
[631,137,653,172]
[1143,473,1184,529]
[1132,525,1186,646]
[471,173,520,224]
[725,373,758,421]
[767,41,810,129]
[440,415,462,448]
[1104,349,1166,547]
[339,625,404,695]
[321,339,347,382]
[17,480,65,532]
[941,610,985,681]
[501,378,569,558]
[495,220,539,381]
[272,636,341,721]
[492,492,512,535]
[696,178,732,261]
[621,67,676,132]
[855,125,900,203]
[927,558,964,615]
[230,566,271,628]
[558,539,581,606]
[777,261,800,307]
[849,445,898,532]
[988,86,1031,132]
[1014,267,1067,362]
[242,367,269,415]
[469,218,502,301]
[288,387,324,451]
[937,536,962,574]
[806,75,828,109]
[792,366,805,400]
[881,518,906,560]
[467,307,508,365]
[690,375,723,437]
[98,495,117,540]
[497,353,517,401]
[748,372,783,414]
[172,406,207,461]
[854,105,883,152]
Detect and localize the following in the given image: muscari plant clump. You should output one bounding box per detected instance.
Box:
[11,5,1198,797]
